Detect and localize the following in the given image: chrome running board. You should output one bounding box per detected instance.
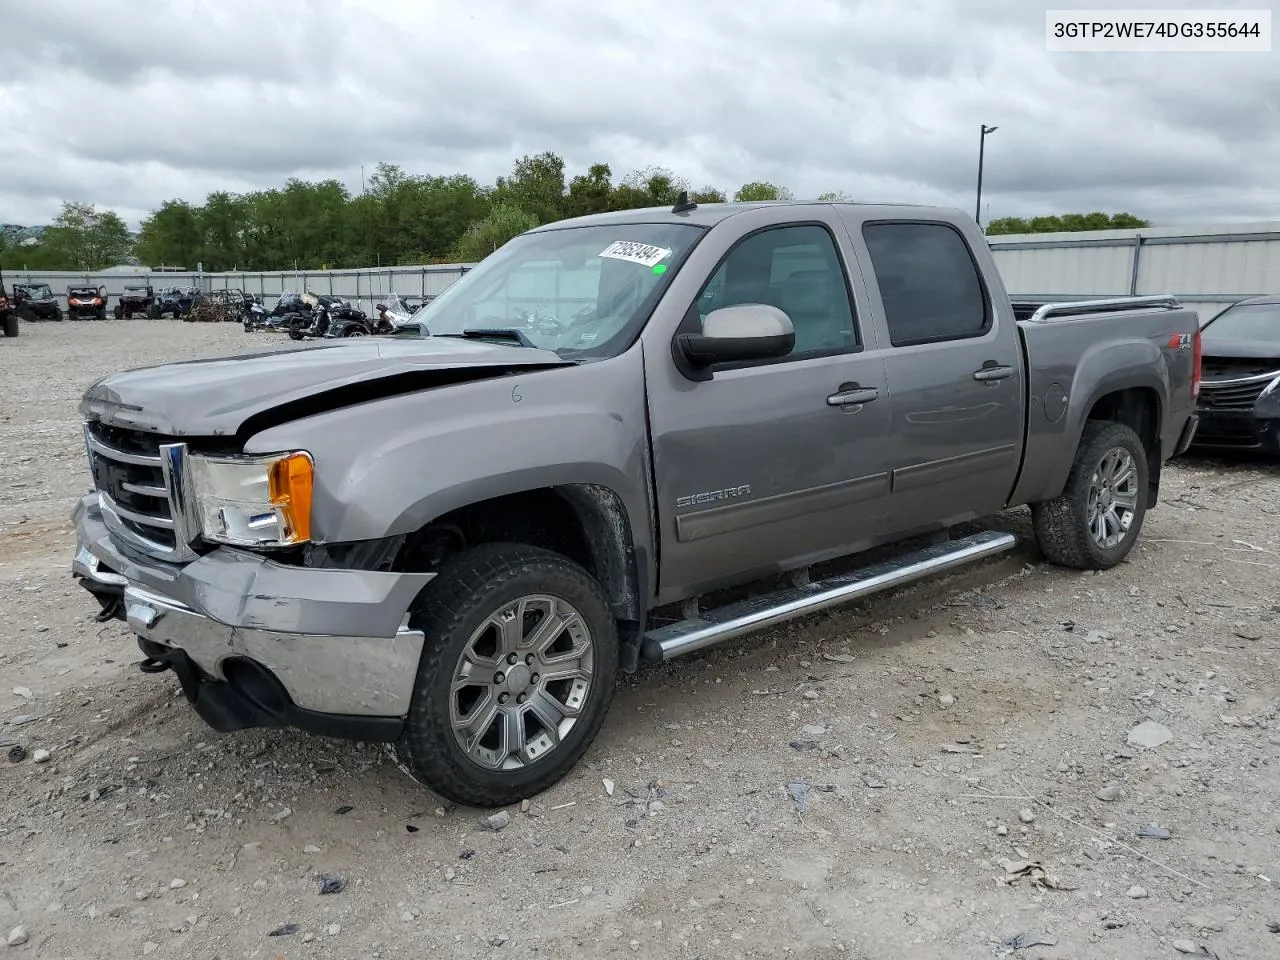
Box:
[640,530,1017,662]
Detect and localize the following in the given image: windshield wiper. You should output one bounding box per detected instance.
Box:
[438,328,539,348]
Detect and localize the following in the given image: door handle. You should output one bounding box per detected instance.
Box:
[973,364,1014,382]
[827,385,880,407]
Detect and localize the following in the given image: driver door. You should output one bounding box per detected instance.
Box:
[643,211,895,602]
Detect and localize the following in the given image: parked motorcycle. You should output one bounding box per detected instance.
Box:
[285,294,372,339]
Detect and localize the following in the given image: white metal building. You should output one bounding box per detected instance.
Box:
[988,220,1280,323]
[6,220,1280,323]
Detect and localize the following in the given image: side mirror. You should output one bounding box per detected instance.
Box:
[675,304,795,375]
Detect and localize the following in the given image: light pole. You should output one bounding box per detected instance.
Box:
[975,124,998,228]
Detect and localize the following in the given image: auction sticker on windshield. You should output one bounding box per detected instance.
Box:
[598,241,672,268]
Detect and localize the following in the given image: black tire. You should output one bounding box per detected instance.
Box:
[1032,420,1149,571]
[394,543,619,808]
[98,306,107,321]
[147,304,160,319]
[2,313,18,338]
[53,307,63,322]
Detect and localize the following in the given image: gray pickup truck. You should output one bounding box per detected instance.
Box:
[71,199,1201,806]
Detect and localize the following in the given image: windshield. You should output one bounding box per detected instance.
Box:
[1202,302,1280,343]
[406,222,704,357]
[22,284,52,299]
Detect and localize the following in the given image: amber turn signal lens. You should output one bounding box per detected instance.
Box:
[268,452,314,542]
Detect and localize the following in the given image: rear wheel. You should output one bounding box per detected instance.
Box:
[3,313,18,337]
[1032,421,1149,570]
[394,543,619,808]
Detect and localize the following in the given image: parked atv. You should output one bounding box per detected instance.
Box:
[0,266,17,338]
[67,285,108,320]
[114,284,154,319]
[13,282,63,321]
[151,287,199,319]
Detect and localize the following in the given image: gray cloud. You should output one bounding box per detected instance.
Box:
[1,0,1278,230]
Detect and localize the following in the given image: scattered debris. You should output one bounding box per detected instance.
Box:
[1172,940,1198,955]
[942,743,981,754]
[268,923,299,937]
[1127,720,1173,749]
[1096,784,1125,802]
[11,687,32,700]
[270,807,293,822]
[317,875,345,895]
[789,739,819,751]
[603,778,615,797]
[822,652,856,663]
[31,749,50,764]
[459,849,475,860]
[406,824,420,833]
[169,879,187,890]
[485,811,511,832]
[1001,931,1058,951]
[799,724,828,738]
[1018,808,1035,823]
[1136,824,1172,840]
[938,693,955,708]
[861,773,887,789]
[1126,885,1149,899]
[6,746,25,763]
[802,690,820,700]
[6,926,28,947]
[303,845,321,854]
[334,805,353,816]
[787,779,809,813]
[997,858,1077,891]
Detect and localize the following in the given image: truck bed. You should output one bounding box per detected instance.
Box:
[1007,295,1201,509]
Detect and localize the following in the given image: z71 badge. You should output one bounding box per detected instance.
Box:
[676,485,751,509]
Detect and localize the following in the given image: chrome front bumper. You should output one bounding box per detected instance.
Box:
[72,492,434,718]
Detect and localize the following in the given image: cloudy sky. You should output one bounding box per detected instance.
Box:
[1,0,1277,229]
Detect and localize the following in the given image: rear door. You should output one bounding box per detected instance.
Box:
[840,214,1025,529]
[643,208,895,602]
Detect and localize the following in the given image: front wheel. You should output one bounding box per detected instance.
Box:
[2,313,18,337]
[1032,420,1149,570]
[394,543,618,808]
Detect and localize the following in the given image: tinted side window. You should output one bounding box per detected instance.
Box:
[697,225,859,356]
[861,222,989,346]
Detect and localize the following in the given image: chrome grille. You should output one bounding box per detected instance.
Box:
[1197,370,1280,411]
[84,421,198,562]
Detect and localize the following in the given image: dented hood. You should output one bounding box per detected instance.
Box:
[80,335,571,437]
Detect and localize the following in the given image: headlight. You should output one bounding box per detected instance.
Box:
[189,451,314,547]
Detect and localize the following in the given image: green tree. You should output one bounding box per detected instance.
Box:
[690,186,727,203]
[565,163,615,219]
[41,202,134,269]
[985,212,1151,236]
[733,181,794,202]
[621,165,689,206]
[816,190,851,201]
[454,203,539,262]
[136,200,204,268]
[491,152,567,225]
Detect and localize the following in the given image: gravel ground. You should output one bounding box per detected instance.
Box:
[1,319,1279,960]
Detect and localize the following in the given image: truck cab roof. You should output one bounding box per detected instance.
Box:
[528,200,959,234]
